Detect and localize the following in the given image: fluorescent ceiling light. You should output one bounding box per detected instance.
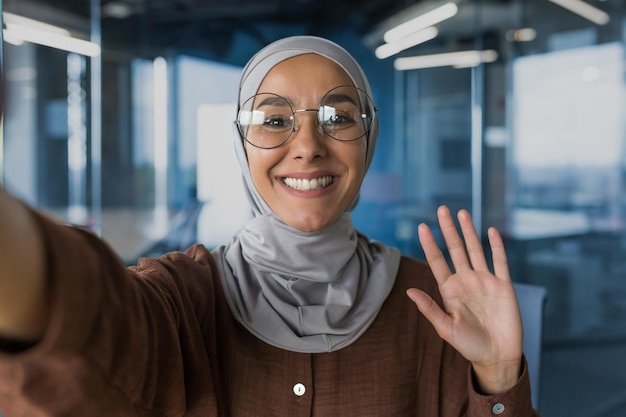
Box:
[3,12,70,35]
[376,27,438,59]
[394,50,498,70]
[2,30,25,46]
[548,0,609,25]
[2,12,100,56]
[384,2,458,43]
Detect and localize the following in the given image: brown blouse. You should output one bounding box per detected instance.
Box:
[0,211,539,416]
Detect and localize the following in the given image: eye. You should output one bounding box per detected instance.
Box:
[320,105,357,129]
[325,113,351,125]
[263,115,291,128]
[243,93,294,132]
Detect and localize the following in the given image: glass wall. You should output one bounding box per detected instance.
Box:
[0,1,187,263]
[365,0,626,415]
[2,31,98,225]
[391,65,475,254]
[1,0,100,229]
[503,2,626,415]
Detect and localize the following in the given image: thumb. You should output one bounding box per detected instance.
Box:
[406,288,452,340]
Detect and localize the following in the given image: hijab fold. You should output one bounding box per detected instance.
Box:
[212,36,400,353]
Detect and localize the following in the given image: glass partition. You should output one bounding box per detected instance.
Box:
[1,0,101,236]
[391,65,475,255]
[372,0,626,415]
[501,1,626,415]
[0,1,183,263]
[2,34,94,222]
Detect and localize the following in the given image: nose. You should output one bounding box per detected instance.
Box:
[290,110,327,160]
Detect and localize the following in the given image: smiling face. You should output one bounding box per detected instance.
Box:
[244,53,368,232]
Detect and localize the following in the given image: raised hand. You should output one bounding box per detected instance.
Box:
[406,205,523,394]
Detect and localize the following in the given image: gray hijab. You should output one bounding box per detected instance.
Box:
[212,35,401,353]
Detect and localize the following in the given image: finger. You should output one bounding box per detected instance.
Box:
[457,209,489,272]
[418,223,452,284]
[436,206,471,273]
[406,288,453,341]
[487,227,511,281]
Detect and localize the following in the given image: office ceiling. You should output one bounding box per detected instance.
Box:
[99,0,452,59]
[19,0,612,68]
[14,0,509,62]
[101,0,406,56]
[7,0,619,64]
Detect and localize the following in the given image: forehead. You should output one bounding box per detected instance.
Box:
[257,54,354,99]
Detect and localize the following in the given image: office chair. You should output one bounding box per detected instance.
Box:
[513,282,548,410]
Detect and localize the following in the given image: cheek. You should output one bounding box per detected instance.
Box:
[244,145,262,187]
[359,142,368,169]
[245,146,280,186]
[347,142,368,178]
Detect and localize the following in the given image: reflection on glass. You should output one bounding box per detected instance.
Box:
[152,56,168,215]
[67,53,88,225]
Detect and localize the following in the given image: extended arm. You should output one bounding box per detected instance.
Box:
[0,186,48,341]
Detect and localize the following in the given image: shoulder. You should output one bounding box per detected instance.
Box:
[132,243,218,280]
[395,255,439,295]
[129,244,222,310]
[377,255,443,314]
[383,255,444,309]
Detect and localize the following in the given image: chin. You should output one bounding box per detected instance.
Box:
[285,213,334,233]
[289,221,328,233]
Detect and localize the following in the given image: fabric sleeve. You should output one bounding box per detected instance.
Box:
[466,356,540,417]
[0,208,220,416]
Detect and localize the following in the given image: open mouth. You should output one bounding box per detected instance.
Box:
[282,175,334,191]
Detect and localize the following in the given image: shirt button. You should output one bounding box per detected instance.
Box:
[492,403,505,414]
[293,383,306,397]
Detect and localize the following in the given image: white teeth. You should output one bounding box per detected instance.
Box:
[283,176,334,191]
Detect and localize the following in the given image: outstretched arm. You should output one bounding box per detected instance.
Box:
[0,186,48,341]
[406,205,523,395]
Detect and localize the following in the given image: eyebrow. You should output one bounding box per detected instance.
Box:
[255,96,290,107]
[322,93,358,106]
[253,91,359,108]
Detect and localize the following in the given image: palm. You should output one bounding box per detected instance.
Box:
[432,267,522,366]
[407,206,523,382]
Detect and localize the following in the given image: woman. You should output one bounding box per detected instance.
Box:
[0,36,539,416]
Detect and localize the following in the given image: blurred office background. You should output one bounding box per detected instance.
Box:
[0,0,625,415]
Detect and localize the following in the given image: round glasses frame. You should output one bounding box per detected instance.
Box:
[235,85,377,149]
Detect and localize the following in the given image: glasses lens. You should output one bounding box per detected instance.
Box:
[318,86,375,142]
[237,93,294,149]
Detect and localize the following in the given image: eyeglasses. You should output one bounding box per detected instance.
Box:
[236,85,377,149]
